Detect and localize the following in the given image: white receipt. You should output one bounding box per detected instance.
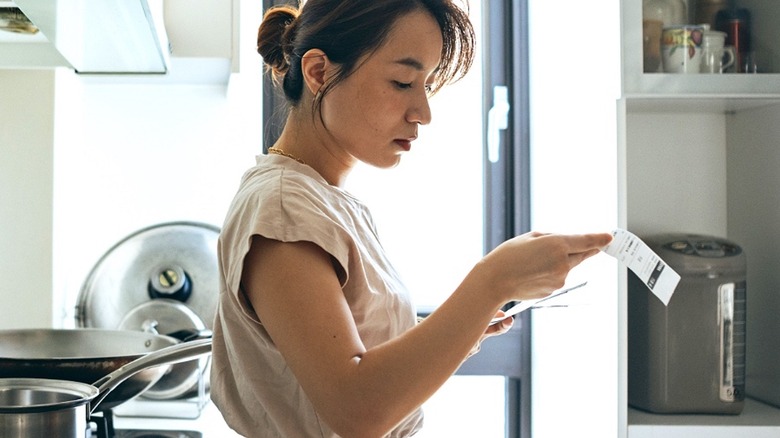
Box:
[489,281,588,325]
[601,228,680,306]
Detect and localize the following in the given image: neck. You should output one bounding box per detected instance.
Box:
[273,113,355,187]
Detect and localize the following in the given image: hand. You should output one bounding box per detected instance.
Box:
[473,231,613,304]
[466,310,513,358]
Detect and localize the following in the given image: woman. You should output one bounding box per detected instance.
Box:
[210,1,612,437]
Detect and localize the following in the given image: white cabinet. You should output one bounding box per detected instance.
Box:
[620,0,780,436]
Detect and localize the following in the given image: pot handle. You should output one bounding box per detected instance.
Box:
[89,338,212,413]
[166,328,213,342]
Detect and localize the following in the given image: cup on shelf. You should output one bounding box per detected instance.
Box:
[700,30,735,73]
[741,51,759,73]
[661,25,705,73]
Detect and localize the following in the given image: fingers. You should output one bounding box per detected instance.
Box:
[483,320,511,337]
[564,232,614,253]
[564,232,613,267]
[481,230,613,305]
[484,311,513,336]
[568,247,602,267]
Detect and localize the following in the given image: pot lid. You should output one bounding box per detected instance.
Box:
[77,221,220,331]
[119,300,209,400]
[0,378,98,413]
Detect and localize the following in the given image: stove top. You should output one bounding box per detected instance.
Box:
[91,409,203,438]
[114,431,202,438]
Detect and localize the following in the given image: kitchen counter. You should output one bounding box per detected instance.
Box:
[113,400,241,437]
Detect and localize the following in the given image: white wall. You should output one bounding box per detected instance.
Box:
[51,71,262,326]
[0,70,56,329]
[51,0,265,327]
[626,112,728,237]
[528,0,621,435]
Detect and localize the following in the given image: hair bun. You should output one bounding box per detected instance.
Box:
[257,5,300,76]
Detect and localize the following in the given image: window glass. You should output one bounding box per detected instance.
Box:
[345,5,484,312]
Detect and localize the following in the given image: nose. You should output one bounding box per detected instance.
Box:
[407,91,432,126]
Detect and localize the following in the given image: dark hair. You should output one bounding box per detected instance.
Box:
[257,0,475,113]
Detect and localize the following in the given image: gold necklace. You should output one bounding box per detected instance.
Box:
[267,147,306,165]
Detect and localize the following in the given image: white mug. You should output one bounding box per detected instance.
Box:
[702,45,736,73]
[661,25,705,74]
[701,30,736,73]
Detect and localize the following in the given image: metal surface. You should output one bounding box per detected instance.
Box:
[77,222,219,333]
[719,282,737,402]
[0,339,212,438]
[0,329,177,410]
[78,222,219,402]
[92,339,211,412]
[0,378,98,412]
[628,233,746,415]
[119,300,209,400]
[0,378,95,437]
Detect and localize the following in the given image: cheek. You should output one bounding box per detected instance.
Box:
[353,87,386,116]
[342,90,387,132]
[320,81,394,137]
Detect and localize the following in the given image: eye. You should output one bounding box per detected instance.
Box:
[394,81,413,89]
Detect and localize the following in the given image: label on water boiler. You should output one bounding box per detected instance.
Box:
[602,228,681,306]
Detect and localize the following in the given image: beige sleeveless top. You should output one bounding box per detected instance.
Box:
[211,154,423,437]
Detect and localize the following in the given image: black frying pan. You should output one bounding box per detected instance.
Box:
[0,329,179,410]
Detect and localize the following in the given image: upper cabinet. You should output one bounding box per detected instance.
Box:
[1,0,169,73]
[0,0,238,75]
[163,0,240,74]
[623,0,780,97]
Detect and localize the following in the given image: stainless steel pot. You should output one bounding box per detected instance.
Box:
[0,379,97,436]
[0,338,211,438]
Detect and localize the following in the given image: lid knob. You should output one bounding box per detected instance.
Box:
[148,265,192,302]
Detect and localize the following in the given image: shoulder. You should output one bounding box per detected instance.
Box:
[236,158,342,214]
[223,156,367,245]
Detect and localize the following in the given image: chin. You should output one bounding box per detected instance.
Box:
[380,156,404,169]
[362,154,403,170]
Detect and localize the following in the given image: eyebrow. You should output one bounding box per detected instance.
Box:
[394,57,440,74]
[395,57,424,70]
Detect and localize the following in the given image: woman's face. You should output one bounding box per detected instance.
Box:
[319,10,443,169]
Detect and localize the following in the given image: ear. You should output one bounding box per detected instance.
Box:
[300,48,332,96]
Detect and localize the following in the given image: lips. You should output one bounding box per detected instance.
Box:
[394,136,416,152]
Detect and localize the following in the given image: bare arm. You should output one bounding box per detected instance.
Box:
[242,231,612,437]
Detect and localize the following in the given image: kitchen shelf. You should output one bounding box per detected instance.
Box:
[619,1,780,436]
[629,398,780,438]
[624,74,780,99]
[625,95,780,113]
[622,0,780,97]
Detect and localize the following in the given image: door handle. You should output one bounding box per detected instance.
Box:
[487,85,510,163]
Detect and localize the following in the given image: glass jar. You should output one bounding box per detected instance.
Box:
[643,0,688,72]
[644,0,687,26]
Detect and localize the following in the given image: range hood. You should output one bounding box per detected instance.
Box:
[0,0,169,73]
